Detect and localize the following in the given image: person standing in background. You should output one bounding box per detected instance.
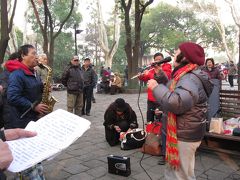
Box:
[228,60,237,87]
[61,56,84,116]
[202,58,222,80]
[82,58,97,116]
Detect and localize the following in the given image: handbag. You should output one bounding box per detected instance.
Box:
[141,122,162,156]
[121,128,146,150]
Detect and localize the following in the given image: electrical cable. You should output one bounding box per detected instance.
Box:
[137,81,153,180]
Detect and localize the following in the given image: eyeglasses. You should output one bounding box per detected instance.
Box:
[73,59,79,62]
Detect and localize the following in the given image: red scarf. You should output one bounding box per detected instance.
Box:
[166,63,197,169]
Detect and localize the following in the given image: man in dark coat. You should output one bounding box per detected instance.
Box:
[81,58,97,116]
[62,55,84,116]
[103,98,138,146]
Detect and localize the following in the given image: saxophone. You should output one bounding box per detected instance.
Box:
[39,63,58,112]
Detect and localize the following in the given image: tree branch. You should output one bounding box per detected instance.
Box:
[53,0,75,39]
[8,0,17,33]
[43,0,53,34]
[226,1,240,27]
[30,0,46,35]
[137,0,154,31]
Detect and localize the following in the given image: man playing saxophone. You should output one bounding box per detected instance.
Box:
[5,44,48,179]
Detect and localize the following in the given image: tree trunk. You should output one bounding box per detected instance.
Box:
[97,0,120,68]
[48,40,54,68]
[0,0,9,65]
[120,0,133,87]
[238,29,240,90]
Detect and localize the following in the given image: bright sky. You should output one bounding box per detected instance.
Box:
[14,0,116,32]
[14,0,235,32]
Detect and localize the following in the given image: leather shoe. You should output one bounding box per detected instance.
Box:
[86,113,90,116]
[158,156,166,165]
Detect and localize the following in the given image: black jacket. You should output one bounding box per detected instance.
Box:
[103,102,138,146]
[61,64,84,94]
[82,65,97,87]
[103,102,138,130]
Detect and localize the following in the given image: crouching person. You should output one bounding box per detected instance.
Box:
[103,98,138,146]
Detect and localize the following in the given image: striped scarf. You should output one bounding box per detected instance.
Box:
[166,63,197,169]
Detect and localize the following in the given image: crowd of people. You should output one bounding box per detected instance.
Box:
[97,66,123,95]
[0,44,98,179]
[102,42,228,180]
[0,41,239,180]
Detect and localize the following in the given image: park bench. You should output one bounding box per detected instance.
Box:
[200,89,240,156]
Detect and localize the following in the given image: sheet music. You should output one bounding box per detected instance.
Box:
[6,109,91,173]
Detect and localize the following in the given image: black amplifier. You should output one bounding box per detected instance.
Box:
[107,155,131,177]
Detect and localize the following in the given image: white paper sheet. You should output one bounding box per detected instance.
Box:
[6,109,91,173]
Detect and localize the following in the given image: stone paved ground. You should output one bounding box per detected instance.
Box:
[6,88,240,180]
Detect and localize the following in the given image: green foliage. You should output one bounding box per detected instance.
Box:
[141,2,234,54]
[15,27,23,47]
[53,32,74,79]
[28,0,82,32]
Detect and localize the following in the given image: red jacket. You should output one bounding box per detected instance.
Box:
[139,63,172,102]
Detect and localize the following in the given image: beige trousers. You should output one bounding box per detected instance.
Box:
[165,140,201,180]
[67,93,83,116]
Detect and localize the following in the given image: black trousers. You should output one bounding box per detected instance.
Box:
[147,100,159,122]
[228,75,234,87]
[82,86,93,114]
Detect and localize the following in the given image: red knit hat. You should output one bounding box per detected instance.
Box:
[179,42,205,66]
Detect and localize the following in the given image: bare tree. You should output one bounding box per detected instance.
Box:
[8,26,18,53]
[225,0,240,89]
[185,0,236,61]
[30,0,75,67]
[0,0,17,65]
[96,0,121,68]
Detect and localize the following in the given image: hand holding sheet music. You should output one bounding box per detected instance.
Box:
[6,109,91,173]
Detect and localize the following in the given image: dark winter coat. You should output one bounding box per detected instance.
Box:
[103,102,138,146]
[202,66,222,80]
[153,68,213,142]
[61,64,84,94]
[0,70,11,128]
[82,65,97,87]
[5,60,43,129]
